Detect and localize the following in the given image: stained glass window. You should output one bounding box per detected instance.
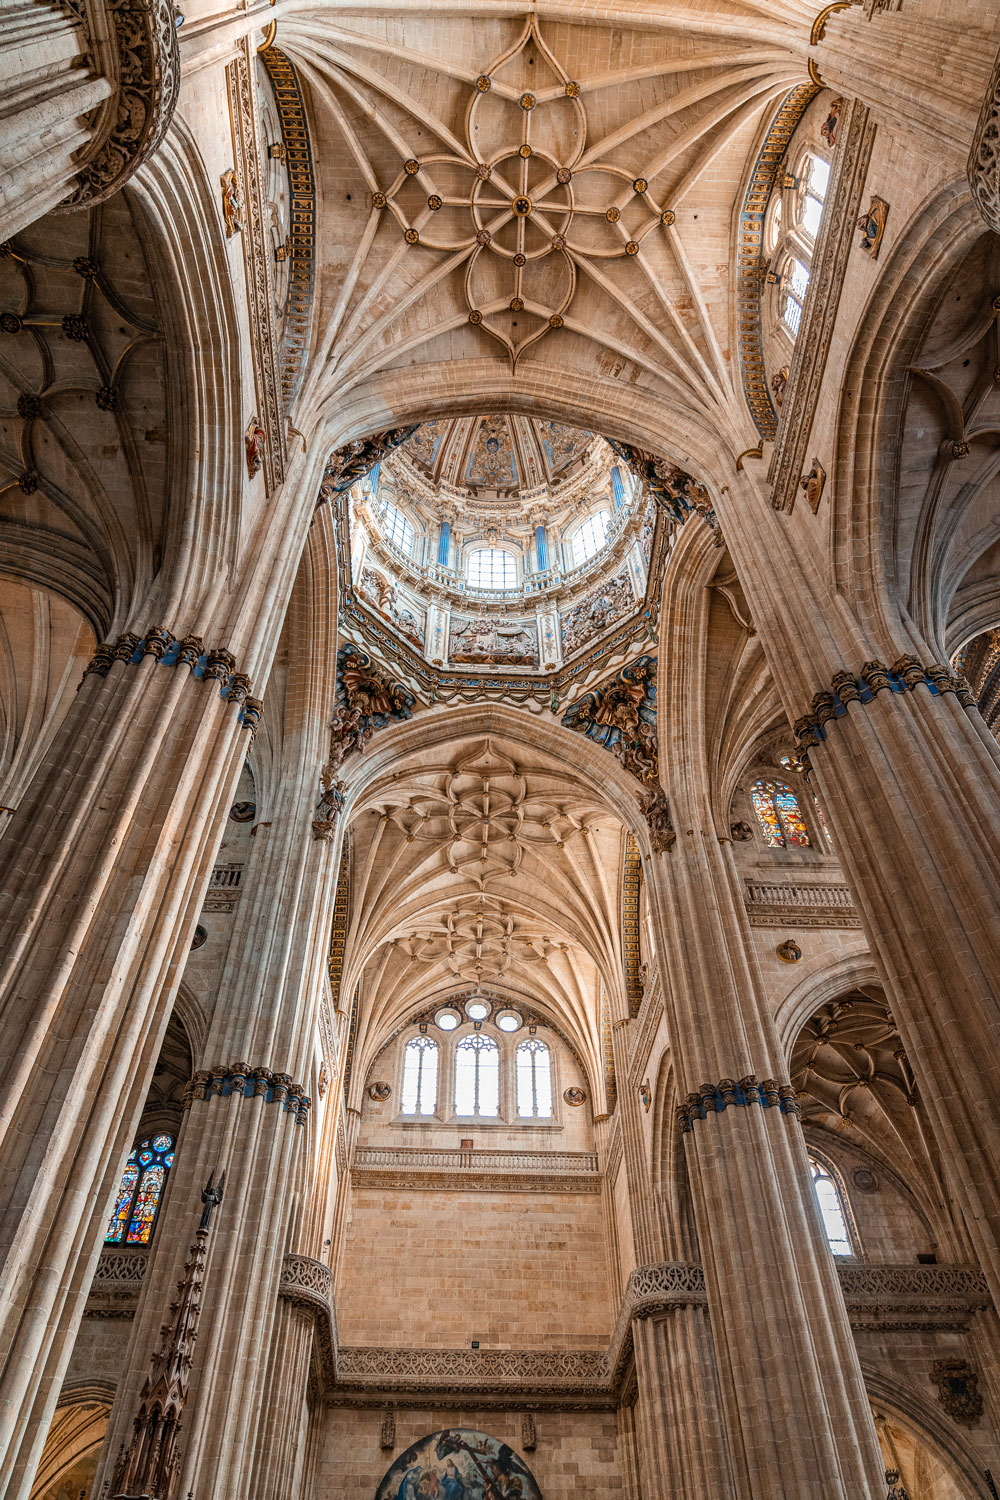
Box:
[573,510,611,566]
[467,547,516,590]
[401,1035,438,1116]
[750,779,811,848]
[516,1039,553,1118]
[105,1133,175,1245]
[810,1156,854,1256]
[454,1033,500,1116]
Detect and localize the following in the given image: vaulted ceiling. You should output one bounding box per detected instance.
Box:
[284,4,810,445]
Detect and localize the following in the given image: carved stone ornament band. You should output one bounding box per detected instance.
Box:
[969,41,1000,235]
[183,1064,311,1125]
[82,627,263,735]
[57,0,181,210]
[793,655,974,753]
[676,1074,801,1134]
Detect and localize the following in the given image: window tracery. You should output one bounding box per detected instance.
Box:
[401,1036,439,1116]
[455,1033,501,1116]
[516,1039,553,1118]
[105,1133,175,1245]
[750,778,811,847]
[767,148,831,345]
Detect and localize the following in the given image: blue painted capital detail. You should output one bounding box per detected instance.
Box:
[81,627,262,734]
[676,1074,801,1133]
[183,1065,311,1125]
[793,655,976,758]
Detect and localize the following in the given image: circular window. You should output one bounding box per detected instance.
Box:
[465,998,491,1020]
[496,1009,522,1032]
[435,1007,461,1031]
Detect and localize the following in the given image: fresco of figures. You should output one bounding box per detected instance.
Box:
[375,1430,543,1500]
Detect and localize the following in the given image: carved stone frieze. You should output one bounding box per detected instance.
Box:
[969,43,1000,235]
[56,0,181,210]
[793,656,975,755]
[183,1064,311,1124]
[744,880,860,928]
[676,1074,801,1133]
[351,1145,601,1195]
[81,627,262,735]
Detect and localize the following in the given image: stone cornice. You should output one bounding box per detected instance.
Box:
[743,879,861,929]
[272,1255,989,1407]
[769,99,875,512]
[350,1145,601,1195]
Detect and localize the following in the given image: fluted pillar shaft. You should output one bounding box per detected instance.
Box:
[714,470,1000,1318]
[249,1299,315,1500]
[814,10,995,157]
[644,837,886,1497]
[0,642,254,1498]
[632,1309,734,1500]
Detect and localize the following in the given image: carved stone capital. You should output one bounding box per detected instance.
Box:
[56,0,181,211]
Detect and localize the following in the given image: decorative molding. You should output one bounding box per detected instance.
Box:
[327,645,416,767]
[676,1074,801,1133]
[930,1357,984,1425]
[227,40,287,496]
[744,879,860,928]
[279,1253,991,1408]
[258,47,317,406]
[737,82,821,440]
[561,656,657,784]
[969,42,1000,234]
[622,834,644,1018]
[606,441,719,530]
[57,0,181,210]
[769,101,875,510]
[81,627,262,735]
[327,842,350,1007]
[640,783,676,853]
[351,1145,601,1194]
[182,1064,311,1125]
[203,862,243,913]
[793,656,975,754]
[320,428,419,502]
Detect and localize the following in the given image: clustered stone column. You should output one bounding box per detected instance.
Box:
[0,630,259,1498]
[716,469,1000,1324]
[642,830,888,1498]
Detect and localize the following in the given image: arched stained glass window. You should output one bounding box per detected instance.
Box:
[750,779,811,848]
[401,1035,438,1116]
[105,1133,175,1245]
[455,1033,500,1116]
[810,1155,854,1256]
[516,1038,553,1118]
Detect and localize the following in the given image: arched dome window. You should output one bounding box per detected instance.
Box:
[105,1133,175,1245]
[750,778,811,847]
[401,1035,439,1116]
[572,509,611,567]
[516,1038,553,1118]
[377,499,415,556]
[454,1033,500,1116]
[809,1154,855,1256]
[467,547,517,591]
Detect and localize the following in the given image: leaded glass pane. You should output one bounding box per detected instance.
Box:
[750,780,811,847]
[105,1161,139,1243]
[811,1157,853,1255]
[516,1039,552,1118]
[126,1164,165,1244]
[401,1036,438,1116]
[455,1033,500,1116]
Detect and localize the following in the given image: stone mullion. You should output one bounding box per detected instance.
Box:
[644,836,887,1498]
[0,654,250,1500]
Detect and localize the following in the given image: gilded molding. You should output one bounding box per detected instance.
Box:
[258,47,317,406]
[561,656,658,784]
[793,656,975,752]
[182,1064,311,1124]
[227,40,287,496]
[56,0,180,210]
[81,627,262,733]
[769,100,875,510]
[969,42,1000,235]
[675,1074,801,1133]
[622,835,644,1018]
[737,82,820,441]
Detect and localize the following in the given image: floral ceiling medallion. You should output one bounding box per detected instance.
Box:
[375,19,672,365]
